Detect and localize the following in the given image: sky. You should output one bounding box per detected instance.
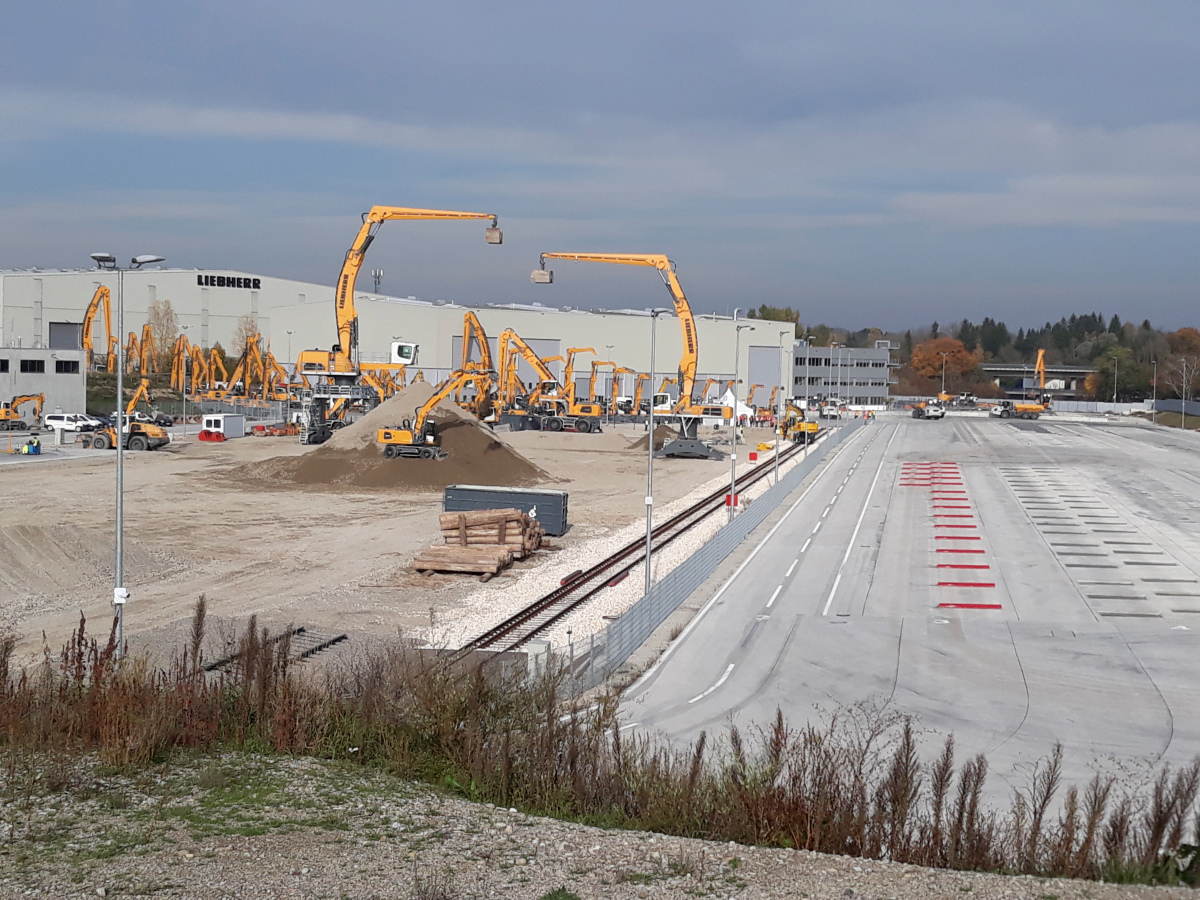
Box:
[3,1,1200,330]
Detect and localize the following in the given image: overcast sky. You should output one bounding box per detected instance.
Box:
[3,1,1199,330]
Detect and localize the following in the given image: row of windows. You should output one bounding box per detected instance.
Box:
[794,376,889,388]
[0,359,80,374]
[793,357,891,368]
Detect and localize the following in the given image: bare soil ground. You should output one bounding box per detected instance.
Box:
[0,419,739,664]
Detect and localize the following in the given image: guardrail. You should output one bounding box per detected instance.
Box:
[567,419,865,693]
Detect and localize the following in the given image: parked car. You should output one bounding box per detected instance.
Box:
[112,410,174,428]
[42,412,103,432]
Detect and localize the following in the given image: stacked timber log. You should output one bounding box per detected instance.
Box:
[411,509,545,579]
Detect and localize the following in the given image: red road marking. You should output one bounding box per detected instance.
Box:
[934,514,974,518]
[933,505,972,509]
[937,548,986,554]
[937,581,996,588]
[938,602,1003,609]
[935,524,977,529]
[936,535,981,540]
[936,564,991,569]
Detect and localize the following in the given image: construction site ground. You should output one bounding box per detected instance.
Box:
[0,419,769,665]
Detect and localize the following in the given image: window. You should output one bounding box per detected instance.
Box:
[0,359,7,373]
[55,360,80,374]
[19,359,45,374]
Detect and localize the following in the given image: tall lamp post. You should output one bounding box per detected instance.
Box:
[89,252,166,659]
[1111,356,1119,407]
[180,324,190,437]
[802,334,813,453]
[645,308,669,594]
[774,328,787,484]
[1152,359,1158,425]
[729,315,754,520]
[940,351,949,397]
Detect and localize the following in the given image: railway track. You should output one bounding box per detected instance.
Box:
[451,436,820,660]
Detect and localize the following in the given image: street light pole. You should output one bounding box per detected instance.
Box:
[180,324,190,437]
[645,309,668,595]
[1152,359,1158,425]
[803,334,812,456]
[940,351,949,397]
[1112,356,1119,408]
[90,252,165,660]
[729,317,754,520]
[774,329,786,485]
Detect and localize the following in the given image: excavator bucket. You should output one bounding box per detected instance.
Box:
[530,269,553,284]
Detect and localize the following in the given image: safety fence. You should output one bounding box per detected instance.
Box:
[566,419,865,693]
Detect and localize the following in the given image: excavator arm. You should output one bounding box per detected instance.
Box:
[497,328,561,398]
[1035,348,1046,391]
[126,379,152,416]
[461,311,494,371]
[589,360,615,404]
[413,370,475,432]
[310,207,501,376]
[534,253,699,411]
[82,286,114,370]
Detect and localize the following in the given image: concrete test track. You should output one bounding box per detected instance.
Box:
[623,415,1200,794]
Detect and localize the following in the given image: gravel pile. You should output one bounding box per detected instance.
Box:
[5,752,1184,899]
[427,438,827,650]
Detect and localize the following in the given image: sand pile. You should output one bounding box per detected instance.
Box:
[236,384,551,491]
[628,424,676,451]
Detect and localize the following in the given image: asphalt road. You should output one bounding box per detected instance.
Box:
[624,414,1200,794]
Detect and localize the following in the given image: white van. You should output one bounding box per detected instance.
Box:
[43,412,103,432]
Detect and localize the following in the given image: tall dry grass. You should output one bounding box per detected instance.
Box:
[0,601,1197,885]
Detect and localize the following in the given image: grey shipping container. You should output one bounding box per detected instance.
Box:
[443,484,569,536]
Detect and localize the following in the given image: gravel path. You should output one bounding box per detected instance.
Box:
[2,753,1189,900]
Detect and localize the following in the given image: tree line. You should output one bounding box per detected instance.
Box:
[746,305,1200,402]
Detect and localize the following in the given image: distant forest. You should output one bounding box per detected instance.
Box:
[746,305,1200,402]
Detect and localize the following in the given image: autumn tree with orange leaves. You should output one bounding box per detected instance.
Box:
[909,338,978,381]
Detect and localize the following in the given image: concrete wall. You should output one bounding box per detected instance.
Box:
[0,348,86,418]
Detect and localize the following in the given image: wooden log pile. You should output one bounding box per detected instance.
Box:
[411,509,545,579]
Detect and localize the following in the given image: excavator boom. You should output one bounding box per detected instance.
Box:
[461,311,494,372]
[311,207,500,376]
[535,253,699,410]
[82,286,114,370]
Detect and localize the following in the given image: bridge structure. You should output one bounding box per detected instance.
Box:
[978,362,1096,400]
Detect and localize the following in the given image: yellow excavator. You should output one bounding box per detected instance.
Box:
[461,311,494,372]
[610,366,638,415]
[589,359,615,405]
[82,285,119,372]
[0,394,44,431]
[496,330,603,432]
[297,206,501,381]
[991,349,1051,419]
[376,370,480,460]
[125,324,156,374]
[533,253,731,457]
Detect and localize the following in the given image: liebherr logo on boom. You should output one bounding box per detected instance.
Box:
[338,274,350,311]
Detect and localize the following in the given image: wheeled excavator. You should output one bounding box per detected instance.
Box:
[0,394,44,431]
[496,330,603,432]
[533,252,731,458]
[294,206,502,444]
[376,370,480,460]
[82,285,119,372]
[81,380,171,450]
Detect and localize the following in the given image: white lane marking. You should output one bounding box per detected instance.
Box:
[620,722,638,731]
[821,507,830,518]
[626,426,869,696]
[786,559,798,576]
[689,663,735,703]
[822,424,900,616]
[800,539,811,554]
[837,485,844,494]
[813,521,822,534]
[767,585,783,608]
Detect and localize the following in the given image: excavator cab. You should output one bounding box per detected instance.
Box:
[391,341,419,365]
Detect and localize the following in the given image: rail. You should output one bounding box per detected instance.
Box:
[451,434,823,660]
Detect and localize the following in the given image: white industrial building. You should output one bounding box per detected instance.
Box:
[0,268,796,400]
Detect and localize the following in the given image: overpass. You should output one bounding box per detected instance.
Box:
[978,362,1095,399]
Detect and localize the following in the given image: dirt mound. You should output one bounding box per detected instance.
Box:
[236,383,551,492]
[628,424,676,451]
